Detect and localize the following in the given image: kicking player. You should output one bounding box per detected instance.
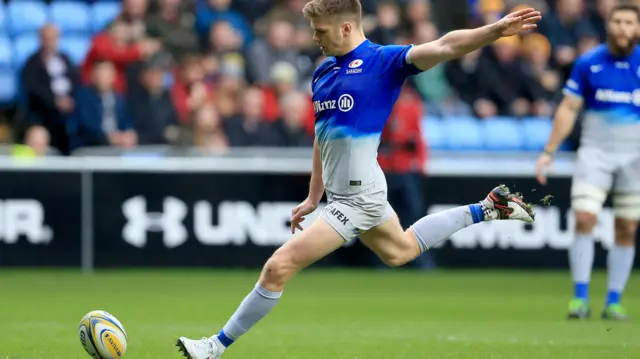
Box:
[177,1,539,357]
[536,4,640,321]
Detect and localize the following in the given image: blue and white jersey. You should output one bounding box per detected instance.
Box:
[312,39,423,196]
[563,44,640,151]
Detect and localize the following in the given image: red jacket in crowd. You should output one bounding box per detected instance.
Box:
[81,33,143,94]
[377,87,427,174]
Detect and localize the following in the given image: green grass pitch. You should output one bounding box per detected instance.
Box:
[1,269,639,359]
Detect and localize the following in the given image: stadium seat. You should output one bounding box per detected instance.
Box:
[50,2,91,34]
[59,35,91,65]
[0,36,13,69]
[480,117,525,151]
[0,3,6,35]
[421,116,446,150]
[442,116,483,151]
[90,2,121,33]
[13,33,40,70]
[8,1,49,37]
[521,117,552,151]
[0,69,17,103]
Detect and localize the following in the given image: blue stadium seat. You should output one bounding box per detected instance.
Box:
[13,33,40,70]
[480,117,525,151]
[442,116,483,151]
[421,116,446,150]
[0,69,17,103]
[90,2,121,33]
[0,3,6,35]
[50,2,91,34]
[8,1,49,37]
[59,35,91,65]
[0,36,12,69]
[521,117,552,151]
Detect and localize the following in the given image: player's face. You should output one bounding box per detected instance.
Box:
[310,17,350,56]
[607,10,639,52]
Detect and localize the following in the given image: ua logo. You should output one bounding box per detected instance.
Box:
[122,196,188,248]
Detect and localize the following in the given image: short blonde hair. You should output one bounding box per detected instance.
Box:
[302,0,362,21]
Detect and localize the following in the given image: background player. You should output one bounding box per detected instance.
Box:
[536,3,640,321]
[177,1,539,358]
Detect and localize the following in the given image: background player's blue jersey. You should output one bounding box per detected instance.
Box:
[562,44,640,150]
[312,39,423,196]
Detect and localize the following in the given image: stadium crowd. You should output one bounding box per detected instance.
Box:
[0,0,622,158]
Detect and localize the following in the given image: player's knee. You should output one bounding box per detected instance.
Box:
[615,217,638,245]
[380,254,408,268]
[571,183,606,232]
[261,250,298,289]
[574,211,598,233]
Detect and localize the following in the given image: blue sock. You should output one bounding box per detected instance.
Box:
[468,204,484,224]
[574,282,589,300]
[606,290,621,306]
[217,329,234,347]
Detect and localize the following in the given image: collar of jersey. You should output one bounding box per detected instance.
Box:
[334,39,371,66]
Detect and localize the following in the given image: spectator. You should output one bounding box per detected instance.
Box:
[273,91,314,147]
[245,19,304,86]
[481,35,541,117]
[82,18,161,94]
[214,59,246,119]
[171,55,216,124]
[120,0,150,43]
[12,125,52,158]
[195,0,253,48]
[127,60,180,145]
[146,0,200,63]
[539,0,594,74]
[445,49,498,118]
[262,61,314,125]
[224,86,278,147]
[192,105,229,154]
[69,60,136,151]
[368,1,401,46]
[521,33,561,115]
[21,24,80,155]
[588,0,617,42]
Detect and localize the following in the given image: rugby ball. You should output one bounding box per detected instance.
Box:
[78,310,128,359]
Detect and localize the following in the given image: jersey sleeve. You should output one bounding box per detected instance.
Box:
[563,56,589,99]
[379,44,424,80]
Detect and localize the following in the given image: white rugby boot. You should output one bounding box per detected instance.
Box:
[176,336,225,359]
[481,184,536,223]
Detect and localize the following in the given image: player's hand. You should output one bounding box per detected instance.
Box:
[536,152,553,185]
[495,8,542,37]
[290,198,318,234]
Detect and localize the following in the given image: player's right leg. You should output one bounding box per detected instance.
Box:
[359,185,535,267]
[566,147,613,319]
[175,216,345,359]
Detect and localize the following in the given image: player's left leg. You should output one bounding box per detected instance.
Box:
[602,192,640,320]
[359,185,535,267]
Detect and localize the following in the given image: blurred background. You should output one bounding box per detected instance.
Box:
[0,0,632,272]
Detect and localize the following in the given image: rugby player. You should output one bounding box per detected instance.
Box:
[177,1,540,357]
[536,3,640,321]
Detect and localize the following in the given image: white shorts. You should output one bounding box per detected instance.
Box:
[320,189,393,242]
[572,146,640,193]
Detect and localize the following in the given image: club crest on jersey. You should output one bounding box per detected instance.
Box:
[346,59,363,74]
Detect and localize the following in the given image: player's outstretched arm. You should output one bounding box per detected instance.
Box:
[408,8,541,71]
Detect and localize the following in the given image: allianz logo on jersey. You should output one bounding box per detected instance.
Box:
[595,88,640,106]
[313,94,355,113]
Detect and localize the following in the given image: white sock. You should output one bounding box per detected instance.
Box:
[569,234,595,284]
[410,204,492,251]
[607,244,635,305]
